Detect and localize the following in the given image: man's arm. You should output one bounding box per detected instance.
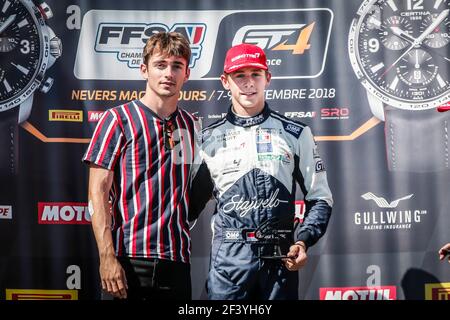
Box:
[189,162,214,222]
[293,126,333,248]
[285,126,333,271]
[88,164,127,299]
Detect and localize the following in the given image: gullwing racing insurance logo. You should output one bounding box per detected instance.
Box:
[354,192,427,231]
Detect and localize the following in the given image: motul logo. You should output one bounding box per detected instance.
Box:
[88,111,105,122]
[38,202,91,224]
[320,286,396,300]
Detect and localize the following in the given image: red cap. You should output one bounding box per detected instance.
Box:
[223,43,268,73]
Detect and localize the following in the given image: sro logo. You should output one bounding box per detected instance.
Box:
[321,107,350,119]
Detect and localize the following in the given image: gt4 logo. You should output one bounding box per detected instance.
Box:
[233,23,315,54]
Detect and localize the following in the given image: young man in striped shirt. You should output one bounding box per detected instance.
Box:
[82,32,200,300]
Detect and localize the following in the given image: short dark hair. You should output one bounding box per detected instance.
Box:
[142,32,191,67]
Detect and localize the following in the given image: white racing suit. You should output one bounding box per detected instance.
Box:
[190,104,333,299]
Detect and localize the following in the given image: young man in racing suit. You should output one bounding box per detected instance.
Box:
[189,43,333,299]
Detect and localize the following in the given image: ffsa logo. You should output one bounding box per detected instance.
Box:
[95,23,206,69]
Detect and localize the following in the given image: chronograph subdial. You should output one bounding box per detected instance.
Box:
[421,13,450,49]
[380,15,413,50]
[396,49,437,86]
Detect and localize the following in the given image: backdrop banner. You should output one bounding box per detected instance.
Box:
[0,0,449,300]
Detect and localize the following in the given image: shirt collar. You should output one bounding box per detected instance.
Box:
[226,103,270,127]
[134,99,179,121]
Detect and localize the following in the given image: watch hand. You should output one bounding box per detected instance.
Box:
[0,14,16,35]
[390,26,415,44]
[382,10,449,77]
[391,27,450,65]
[382,44,414,76]
[416,9,449,44]
[415,50,420,69]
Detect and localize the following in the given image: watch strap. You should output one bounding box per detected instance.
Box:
[385,108,450,172]
[0,108,19,178]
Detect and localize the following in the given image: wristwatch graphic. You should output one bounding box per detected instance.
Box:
[0,0,62,176]
[348,0,450,172]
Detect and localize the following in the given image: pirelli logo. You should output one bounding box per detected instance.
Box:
[425,282,450,300]
[5,289,78,300]
[49,110,83,122]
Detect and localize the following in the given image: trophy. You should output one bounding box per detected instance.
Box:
[251,216,295,260]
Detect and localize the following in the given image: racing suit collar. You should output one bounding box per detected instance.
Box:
[226,103,270,127]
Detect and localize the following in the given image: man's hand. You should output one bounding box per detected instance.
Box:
[438,243,450,264]
[99,255,128,299]
[283,242,307,271]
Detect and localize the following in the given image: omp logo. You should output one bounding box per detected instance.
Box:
[95,23,206,68]
[225,230,240,240]
[294,200,305,224]
[361,192,413,208]
[285,124,301,135]
[233,23,315,55]
[49,110,83,122]
[0,205,12,219]
[38,202,91,225]
[319,286,397,300]
[6,289,78,300]
[88,111,105,122]
[425,282,450,300]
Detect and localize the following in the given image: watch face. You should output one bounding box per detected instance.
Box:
[348,0,450,110]
[0,0,46,111]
